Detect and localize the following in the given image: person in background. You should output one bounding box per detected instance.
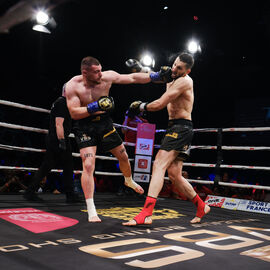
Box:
[122,109,148,143]
[24,88,80,203]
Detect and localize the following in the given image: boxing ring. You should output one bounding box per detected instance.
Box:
[0,99,270,270]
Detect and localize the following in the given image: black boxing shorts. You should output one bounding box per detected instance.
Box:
[73,113,123,152]
[160,118,193,161]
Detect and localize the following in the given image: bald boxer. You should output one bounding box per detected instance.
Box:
[123,52,210,226]
[65,56,171,222]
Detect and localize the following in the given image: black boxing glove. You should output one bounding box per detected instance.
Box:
[150,66,173,83]
[125,59,149,73]
[129,101,148,115]
[59,139,66,151]
[87,96,115,114]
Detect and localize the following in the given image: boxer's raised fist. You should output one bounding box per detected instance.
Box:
[129,101,148,115]
[150,66,173,83]
[87,96,115,114]
[125,59,149,73]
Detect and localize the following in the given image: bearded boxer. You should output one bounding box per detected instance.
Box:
[122,52,210,226]
[65,56,172,222]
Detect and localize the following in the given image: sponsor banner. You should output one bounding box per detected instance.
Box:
[0,208,79,233]
[237,200,270,215]
[135,123,155,156]
[135,138,154,156]
[134,155,152,173]
[205,196,270,215]
[133,173,150,183]
[205,195,226,208]
[136,123,156,140]
[222,198,241,210]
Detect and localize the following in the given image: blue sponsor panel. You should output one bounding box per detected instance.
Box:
[237,200,270,214]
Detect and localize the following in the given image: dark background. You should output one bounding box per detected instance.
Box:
[0,0,270,184]
[0,0,270,127]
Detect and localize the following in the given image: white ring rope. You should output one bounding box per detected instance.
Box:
[218,181,270,190]
[190,145,270,151]
[2,99,270,133]
[0,99,50,113]
[1,99,270,191]
[0,143,268,170]
[1,165,270,191]
[183,162,270,171]
[0,144,134,162]
[1,122,270,151]
[0,122,48,134]
[0,166,122,177]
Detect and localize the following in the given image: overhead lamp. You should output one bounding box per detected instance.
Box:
[32,24,51,34]
[140,53,155,68]
[35,10,49,25]
[32,9,56,34]
[187,40,201,54]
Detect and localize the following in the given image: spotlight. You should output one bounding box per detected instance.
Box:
[35,10,49,25]
[32,9,57,34]
[32,24,51,34]
[140,53,155,68]
[187,40,201,54]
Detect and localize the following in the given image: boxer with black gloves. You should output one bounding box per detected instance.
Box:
[86,96,115,114]
[65,56,161,223]
[123,52,211,226]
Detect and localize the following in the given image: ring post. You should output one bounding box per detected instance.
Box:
[214,128,223,186]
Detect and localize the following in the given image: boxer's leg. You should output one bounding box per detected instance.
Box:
[110,144,144,194]
[123,150,177,226]
[80,146,101,222]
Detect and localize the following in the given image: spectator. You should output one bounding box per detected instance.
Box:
[252,185,265,201]
[0,170,27,193]
[122,110,148,143]
[193,182,213,201]
[264,190,270,202]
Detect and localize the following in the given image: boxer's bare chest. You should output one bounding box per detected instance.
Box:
[76,81,111,105]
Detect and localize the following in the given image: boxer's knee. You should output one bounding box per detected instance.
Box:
[82,155,95,174]
[153,158,167,172]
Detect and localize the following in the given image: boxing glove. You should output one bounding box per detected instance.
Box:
[87,96,115,114]
[129,101,148,115]
[125,59,149,73]
[150,66,173,83]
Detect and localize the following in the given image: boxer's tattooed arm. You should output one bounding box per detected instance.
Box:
[119,148,126,154]
[84,153,94,158]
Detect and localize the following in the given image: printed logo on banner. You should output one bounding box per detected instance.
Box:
[134,155,152,173]
[139,144,150,151]
[138,159,148,169]
[222,198,240,210]
[205,195,226,208]
[133,173,150,183]
[238,200,270,214]
[0,208,79,233]
[136,138,153,155]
